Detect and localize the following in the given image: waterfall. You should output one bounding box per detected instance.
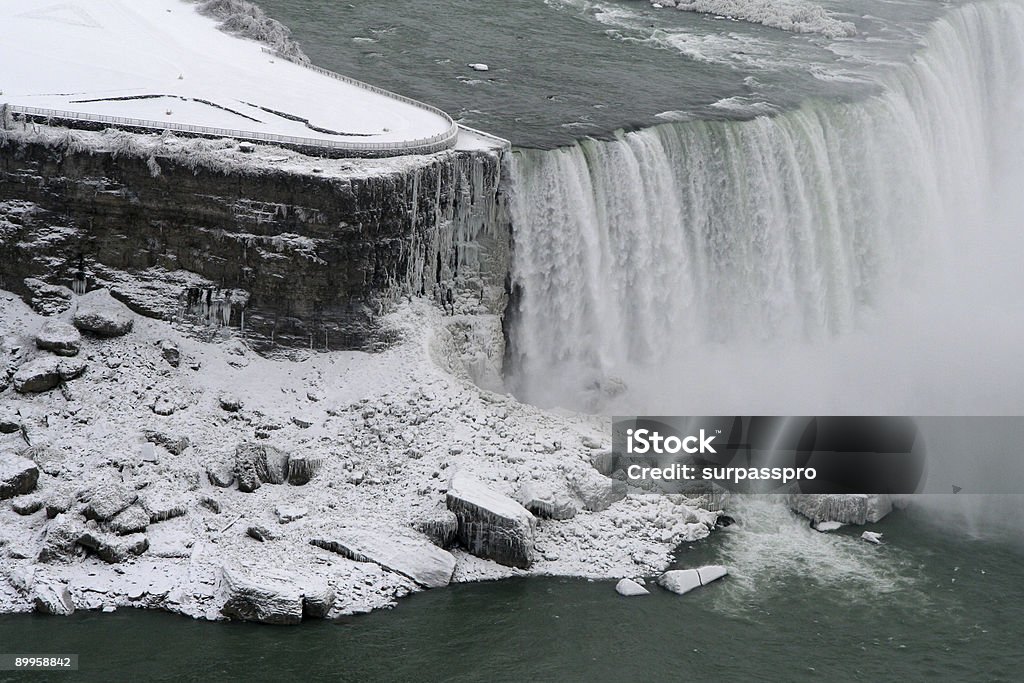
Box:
[508,1,1024,414]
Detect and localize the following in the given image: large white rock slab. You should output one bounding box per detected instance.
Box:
[615,578,650,596]
[659,565,729,595]
[311,528,456,589]
[446,471,536,569]
[73,289,134,337]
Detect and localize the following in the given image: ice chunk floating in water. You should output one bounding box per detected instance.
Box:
[507,1,1024,415]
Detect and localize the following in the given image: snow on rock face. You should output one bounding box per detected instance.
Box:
[411,505,459,548]
[77,530,149,564]
[217,567,304,625]
[12,356,85,393]
[615,578,650,596]
[32,576,75,616]
[517,479,579,520]
[35,321,82,357]
[446,471,537,569]
[72,289,134,337]
[789,494,893,525]
[567,467,627,512]
[0,453,39,500]
[234,442,292,492]
[311,528,456,589]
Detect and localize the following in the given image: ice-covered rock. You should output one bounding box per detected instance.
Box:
[0,408,21,434]
[697,565,728,584]
[275,505,308,523]
[247,525,277,542]
[38,514,87,563]
[217,567,303,625]
[658,565,728,594]
[814,520,844,532]
[207,461,236,488]
[35,320,82,356]
[446,471,536,569]
[615,578,650,596]
[77,530,149,563]
[73,289,134,337]
[285,453,322,485]
[588,450,615,476]
[0,453,39,500]
[33,576,75,616]
[156,339,180,367]
[311,527,456,588]
[468,63,489,71]
[12,355,86,393]
[299,577,336,619]
[83,481,139,521]
[12,495,43,515]
[23,278,74,316]
[658,569,702,595]
[411,504,458,548]
[567,467,627,512]
[219,392,244,412]
[141,491,189,522]
[789,494,893,525]
[234,442,290,492]
[517,479,578,520]
[107,504,150,535]
[861,531,883,545]
[143,430,190,456]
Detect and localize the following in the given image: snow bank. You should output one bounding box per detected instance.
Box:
[651,0,857,38]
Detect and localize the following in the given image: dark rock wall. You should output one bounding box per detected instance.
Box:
[0,135,509,351]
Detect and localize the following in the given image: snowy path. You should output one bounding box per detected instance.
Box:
[0,0,456,155]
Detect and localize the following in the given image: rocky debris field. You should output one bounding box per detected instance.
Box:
[0,288,723,623]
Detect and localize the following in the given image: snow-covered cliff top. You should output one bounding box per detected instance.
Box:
[0,0,454,151]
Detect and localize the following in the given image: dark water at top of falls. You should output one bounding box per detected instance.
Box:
[253,0,946,148]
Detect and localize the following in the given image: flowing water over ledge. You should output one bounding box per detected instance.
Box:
[1,501,1021,681]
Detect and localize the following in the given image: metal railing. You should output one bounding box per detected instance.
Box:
[5,50,461,158]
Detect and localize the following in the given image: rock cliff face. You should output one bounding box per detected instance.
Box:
[0,125,510,353]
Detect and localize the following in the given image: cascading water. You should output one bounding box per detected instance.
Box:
[508,1,1024,415]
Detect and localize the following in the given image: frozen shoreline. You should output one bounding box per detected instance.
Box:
[0,290,720,621]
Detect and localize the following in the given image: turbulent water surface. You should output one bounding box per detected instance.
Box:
[1,501,1021,681]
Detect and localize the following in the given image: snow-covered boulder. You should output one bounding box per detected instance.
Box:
[77,530,149,563]
[411,504,459,548]
[658,569,702,595]
[35,320,82,356]
[517,479,578,520]
[33,576,75,616]
[143,430,190,456]
[789,494,893,525]
[12,495,43,515]
[247,525,278,542]
[311,527,456,588]
[0,408,21,434]
[658,565,728,595]
[73,289,134,337]
[567,467,627,512]
[12,355,86,393]
[83,481,139,521]
[37,514,87,563]
[234,442,291,492]
[218,567,304,625]
[446,471,536,569]
[141,492,189,522]
[156,339,180,367]
[615,578,650,596]
[814,520,844,532]
[107,505,150,535]
[207,461,236,488]
[0,453,39,500]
